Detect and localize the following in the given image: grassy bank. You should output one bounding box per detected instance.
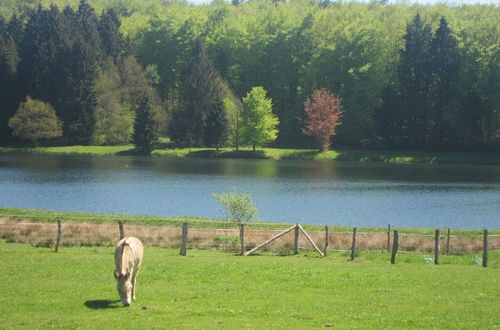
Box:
[2,207,498,236]
[0,240,498,329]
[1,208,499,256]
[1,144,499,165]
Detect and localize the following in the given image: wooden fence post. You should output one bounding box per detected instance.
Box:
[446,228,450,255]
[387,224,391,252]
[294,224,299,255]
[324,225,329,256]
[434,229,441,265]
[391,230,399,264]
[55,220,62,253]
[239,223,245,256]
[180,222,188,256]
[297,224,324,257]
[483,229,489,268]
[118,221,125,240]
[350,227,357,261]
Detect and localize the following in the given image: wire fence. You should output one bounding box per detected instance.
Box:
[1,219,498,257]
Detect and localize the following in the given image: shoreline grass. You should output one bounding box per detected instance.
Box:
[1,144,499,166]
[1,207,498,235]
[1,208,498,256]
[0,241,498,328]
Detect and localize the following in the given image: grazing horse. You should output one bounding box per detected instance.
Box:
[114,236,144,306]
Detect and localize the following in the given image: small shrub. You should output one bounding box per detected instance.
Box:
[212,189,259,223]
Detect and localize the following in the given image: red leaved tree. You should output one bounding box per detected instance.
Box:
[302,88,343,151]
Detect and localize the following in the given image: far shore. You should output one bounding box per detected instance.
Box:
[1,144,499,166]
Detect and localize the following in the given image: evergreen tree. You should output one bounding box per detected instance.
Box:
[132,90,161,152]
[397,13,433,147]
[170,39,228,147]
[62,41,98,144]
[99,8,125,59]
[0,15,21,143]
[17,6,70,103]
[429,16,461,148]
[76,0,102,60]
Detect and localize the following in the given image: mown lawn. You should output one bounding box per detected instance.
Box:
[0,240,498,329]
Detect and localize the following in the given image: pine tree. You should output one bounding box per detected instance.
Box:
[62,41,98,145]
[99,8,125,59]
[397,13,433,147]
[132,90,161,152]
[429,16,461,148]
[0,15,21,143]
[18,6,69,103]
[76,0,102,60]
[170,39,228,147]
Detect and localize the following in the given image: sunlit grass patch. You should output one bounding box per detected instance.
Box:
[0,241,498,329]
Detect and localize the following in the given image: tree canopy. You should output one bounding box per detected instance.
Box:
[8,96,62,145]
[302,88,343,151]
[240,86,279,151]
[0,1,498,151]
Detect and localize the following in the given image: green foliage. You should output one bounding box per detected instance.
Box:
[0,1,498,150]
[8,96,62,145]
[132,89,161,152]
[92,60,134,145]
[212,189,259,223]
[223,95,242,149]
[169,39,228,147]
[240,86,279,151]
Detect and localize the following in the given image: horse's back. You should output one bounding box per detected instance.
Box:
[115,236,144,268]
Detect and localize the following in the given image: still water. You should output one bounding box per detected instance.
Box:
[0,154,499,229]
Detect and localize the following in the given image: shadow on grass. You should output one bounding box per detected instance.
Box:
[187,150,267,159]
[84,299,122,309]
[116,149,151,156]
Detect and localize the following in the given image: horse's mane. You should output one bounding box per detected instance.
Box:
[117,240,131,279]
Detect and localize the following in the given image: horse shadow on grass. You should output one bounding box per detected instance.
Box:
[84,299,122,309]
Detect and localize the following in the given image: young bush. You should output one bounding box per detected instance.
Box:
[212,189,259,223]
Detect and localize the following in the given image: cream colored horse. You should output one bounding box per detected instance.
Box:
[114,236,144,306]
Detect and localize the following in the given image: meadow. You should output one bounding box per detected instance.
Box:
[0,239,499,329]
[1,144,500,166]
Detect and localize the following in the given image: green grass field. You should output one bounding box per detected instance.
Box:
[1,144,499,165]
[1,240,498,329]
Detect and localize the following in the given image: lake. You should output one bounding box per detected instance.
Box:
[0,154,499,229]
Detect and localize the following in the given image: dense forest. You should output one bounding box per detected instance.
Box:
[0,0,498,151]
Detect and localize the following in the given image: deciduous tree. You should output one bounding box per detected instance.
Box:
[302,88,343,151]
[8,96,62,145]
[240,86,279,151]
